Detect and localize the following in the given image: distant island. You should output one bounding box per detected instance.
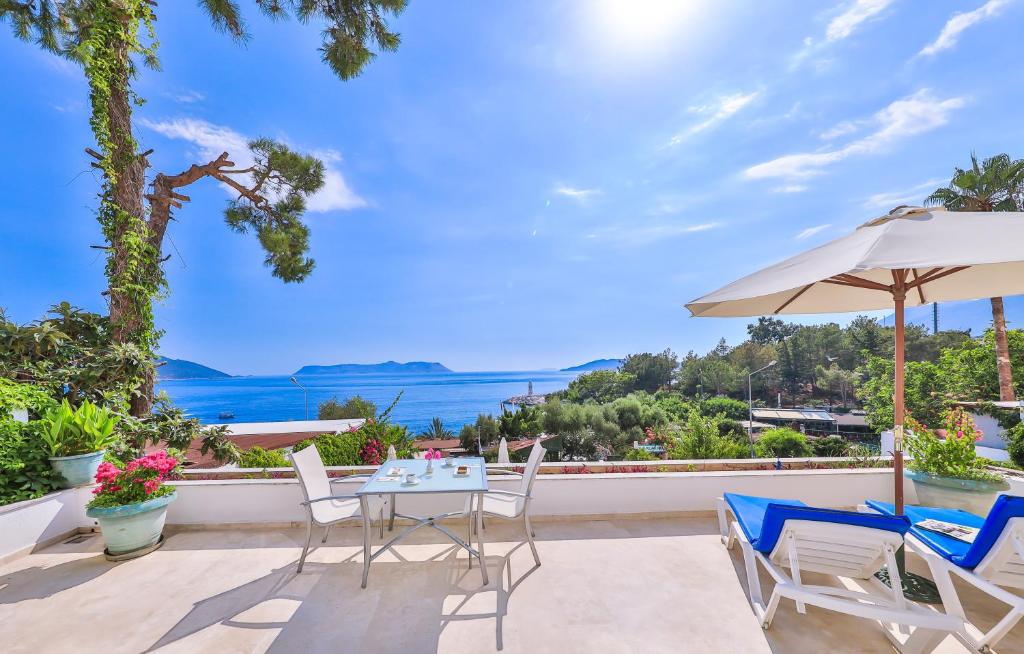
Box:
[294,360,453,375]
[157,357,231,380]
[561,358,622,372]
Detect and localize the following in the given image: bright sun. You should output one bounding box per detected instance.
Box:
[593,0,703,47]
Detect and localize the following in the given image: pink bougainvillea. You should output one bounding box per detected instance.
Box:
[88,450,180,509]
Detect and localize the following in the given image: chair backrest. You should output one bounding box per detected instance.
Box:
[497,437,510,464]
[290,444,331,504]
[518,439,545,497]
[761,504,909,580]
[973,515,1024,590]
[958,494,1024,570]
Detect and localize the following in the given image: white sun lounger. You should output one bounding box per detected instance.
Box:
[719,493,962,653]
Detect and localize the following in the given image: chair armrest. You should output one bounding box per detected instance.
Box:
[484,490,529,499]
[487,469,524,478]
[302,494,361,506]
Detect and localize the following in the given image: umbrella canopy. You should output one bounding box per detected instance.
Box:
[687,207,1024,318]
[686,206,1024,514]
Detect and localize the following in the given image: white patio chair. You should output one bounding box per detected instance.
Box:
[466,439,545,567]
[865,495,1024,652]
[718,493,962,654]
[289,444,388,573]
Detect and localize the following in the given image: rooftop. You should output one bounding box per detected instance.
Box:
[2,516,1020,653]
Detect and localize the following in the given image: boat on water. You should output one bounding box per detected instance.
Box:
[217,411,235,420]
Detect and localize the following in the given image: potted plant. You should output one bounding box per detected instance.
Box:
[86,450,179,559]
[904,407,1010,515]
[41,399,120,488]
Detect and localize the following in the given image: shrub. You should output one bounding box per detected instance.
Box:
[318,395,376,420]
[699,396,748,421]
[811,435,850,457]
[624,447,657,461]
[560,429,597,461]
[1,379,62,505]
[40,399,120,457]
[294,432,364,466]
[755,428,812,458]
[1007,423,1024,468]
[239,446,289,468]
[668,411,748,460]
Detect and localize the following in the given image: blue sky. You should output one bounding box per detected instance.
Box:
[2,0,1023,375]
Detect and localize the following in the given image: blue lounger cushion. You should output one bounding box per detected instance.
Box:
[866,495,1024,569]
[725,493,911,554]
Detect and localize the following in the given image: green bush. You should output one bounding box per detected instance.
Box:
[624,447,657,461]
[318,395,376,420]
[811,435,850,457]
[1007,423,1024,468]
[294,432,364,466]
[239,446,290,468]
[668,411,748,460]
[755,428,812,458]
[1,379,62,505]
[699,396,749,421]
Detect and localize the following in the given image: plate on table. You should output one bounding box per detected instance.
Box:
[453,465,471,477]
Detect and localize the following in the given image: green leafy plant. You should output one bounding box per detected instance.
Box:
[905,407,1003,482]
[668,412,748,460]
[239,446,290,469]
[755,428,812,458]
[624,448,657,461]
[1006,423,1024,468]
[811,435,851,457]
[40,400,120,457]
[0,379,63,504]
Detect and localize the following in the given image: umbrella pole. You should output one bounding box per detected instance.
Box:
[876,271,942,603]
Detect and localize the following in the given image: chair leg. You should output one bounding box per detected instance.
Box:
[361,499,372,589]
[298,519,314,573]
[524,511,540,566]
[321,524,331,544]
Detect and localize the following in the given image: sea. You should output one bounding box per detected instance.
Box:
[157,370,581,434]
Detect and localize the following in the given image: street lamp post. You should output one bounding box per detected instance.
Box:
[747,360,777,457]
[289,376,309,421]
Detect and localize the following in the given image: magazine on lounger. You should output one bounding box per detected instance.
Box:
[914,519,979,544]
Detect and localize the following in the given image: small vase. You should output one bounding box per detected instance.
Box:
[425,460,434,476]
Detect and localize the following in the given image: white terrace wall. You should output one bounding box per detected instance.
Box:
[164,467,910,527]
[0,487,91,565]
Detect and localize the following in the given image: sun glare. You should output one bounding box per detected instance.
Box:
[593,0,702,48]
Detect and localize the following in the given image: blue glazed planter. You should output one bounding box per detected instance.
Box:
[905,469,1010,516]
[86,492,177,556]
[49,450,106,488]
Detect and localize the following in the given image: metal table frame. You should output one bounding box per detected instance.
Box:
[355,458,488,588]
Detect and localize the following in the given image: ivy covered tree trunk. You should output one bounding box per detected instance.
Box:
[991,296,1016,401]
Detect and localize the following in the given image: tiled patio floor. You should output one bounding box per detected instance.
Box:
[0,516,1021,653]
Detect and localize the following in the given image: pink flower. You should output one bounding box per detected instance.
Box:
[143,479,160,495]
[94,462,120,484]
[957,430,964,439]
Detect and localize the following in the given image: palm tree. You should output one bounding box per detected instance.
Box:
[927,153,1024,401]
[419,417,454,440]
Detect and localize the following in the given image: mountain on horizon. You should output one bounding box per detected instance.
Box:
[294,361,453,375]
[881,296,1024,334]
[157,357,231,380]
[561,358,623,372]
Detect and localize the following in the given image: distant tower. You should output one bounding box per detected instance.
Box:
[528,381,534,396]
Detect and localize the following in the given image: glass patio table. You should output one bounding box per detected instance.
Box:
[355,457,489,588]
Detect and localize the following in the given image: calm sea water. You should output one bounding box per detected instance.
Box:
[157,370,579,434]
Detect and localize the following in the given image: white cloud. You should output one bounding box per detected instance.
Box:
[826,0,896,41]
[140,118,365,212]
[818,119,863,140]
[744,90,966,180]
[773,185,809,193]
[168,90,205,104]
[589,221,721,246]
[919,0,1010,57]
[668,91,759,145]
[862,177,946,210]
[554,185,602,200]
[796,224,832,239]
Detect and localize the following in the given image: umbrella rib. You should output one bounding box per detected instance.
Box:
[911,269,926,303]
[773,283,814,314]
[824,273,891,292]
[906,266,970,289]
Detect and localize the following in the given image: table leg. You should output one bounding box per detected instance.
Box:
[360,495,371,589]
[476,491,488,585]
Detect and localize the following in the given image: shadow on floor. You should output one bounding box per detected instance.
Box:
[147,540,540,653]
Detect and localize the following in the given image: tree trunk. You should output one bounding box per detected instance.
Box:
[991,296,1016,401]
[104,42,153,417]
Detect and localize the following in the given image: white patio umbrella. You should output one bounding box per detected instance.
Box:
[687,206,1024,515]
[497,437,510,465]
